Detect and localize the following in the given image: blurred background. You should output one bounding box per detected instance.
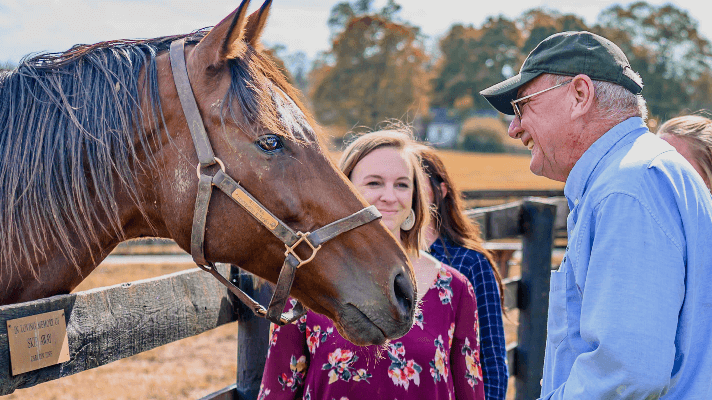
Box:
[2,0,711,150]
[1,0,708,398]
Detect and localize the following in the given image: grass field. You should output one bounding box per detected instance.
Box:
[5,150,550,400]
[330,148,564,191]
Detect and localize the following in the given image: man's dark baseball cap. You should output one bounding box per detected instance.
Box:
[480,31,643,115]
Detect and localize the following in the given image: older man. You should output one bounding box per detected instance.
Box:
[480,31,712,399]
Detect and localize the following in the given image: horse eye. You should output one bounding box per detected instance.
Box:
[256,135,283,153]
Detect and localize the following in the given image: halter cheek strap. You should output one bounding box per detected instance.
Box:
[169,38,381,325]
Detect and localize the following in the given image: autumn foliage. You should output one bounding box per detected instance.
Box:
[309,13,430,130]
[267,1,712,146]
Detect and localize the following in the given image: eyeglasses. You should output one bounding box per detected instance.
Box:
[511,80,572,119]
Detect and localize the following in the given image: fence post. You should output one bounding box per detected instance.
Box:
[232,266,273,400]
[514,199,556,400]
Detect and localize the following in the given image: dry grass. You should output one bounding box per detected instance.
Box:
[327,148,563,191]
[428,149,563,191]
[6,150,555,400]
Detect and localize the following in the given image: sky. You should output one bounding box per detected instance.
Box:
[1,0,711,66]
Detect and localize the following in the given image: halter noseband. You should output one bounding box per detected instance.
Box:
[169,38,381,325]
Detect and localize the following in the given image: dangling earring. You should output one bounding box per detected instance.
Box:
[401,209,415,231]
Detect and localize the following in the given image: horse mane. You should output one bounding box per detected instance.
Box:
[0,28,317,279]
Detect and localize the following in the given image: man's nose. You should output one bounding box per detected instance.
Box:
[508,116,523,139]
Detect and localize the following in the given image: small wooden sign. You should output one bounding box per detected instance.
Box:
[6,310,70,375]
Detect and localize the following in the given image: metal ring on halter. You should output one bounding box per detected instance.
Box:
[196,157,226,179]
[284,231,322,268]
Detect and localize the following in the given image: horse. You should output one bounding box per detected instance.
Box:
[0,0,415,346]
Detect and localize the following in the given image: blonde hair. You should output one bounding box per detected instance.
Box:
[338,127,430,252]
[657,114,712,189]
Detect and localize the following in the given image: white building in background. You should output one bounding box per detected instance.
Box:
[425,108,460,148]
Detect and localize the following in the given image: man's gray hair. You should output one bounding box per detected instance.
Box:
[549,74,648,123]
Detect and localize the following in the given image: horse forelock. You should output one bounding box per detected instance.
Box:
[222,47,320,145]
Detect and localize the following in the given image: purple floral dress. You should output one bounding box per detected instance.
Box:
[258,262,485,400]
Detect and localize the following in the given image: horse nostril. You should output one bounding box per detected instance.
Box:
[393,272,414,318]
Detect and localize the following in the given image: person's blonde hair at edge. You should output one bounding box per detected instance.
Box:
[657,113,712,190]
[338,124,430,254]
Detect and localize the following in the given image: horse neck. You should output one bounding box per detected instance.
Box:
[0,163,168,306]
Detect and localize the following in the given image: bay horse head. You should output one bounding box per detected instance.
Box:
[0,0,416,345]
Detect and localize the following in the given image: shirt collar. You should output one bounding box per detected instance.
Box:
[429,237,451,253]
[564,117,648,207]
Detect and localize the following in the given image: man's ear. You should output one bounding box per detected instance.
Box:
[570,74,595,119]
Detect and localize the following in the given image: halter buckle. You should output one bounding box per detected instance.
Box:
[284,232,322,268]
[196,157,226,179]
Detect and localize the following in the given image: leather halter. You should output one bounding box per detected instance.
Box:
[169,38,382,325]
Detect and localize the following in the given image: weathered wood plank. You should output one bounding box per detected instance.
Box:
[548,197,569,231]
[466,201,524,240]
[515,200,556,400]
[0,264,237,395]
[462,189,564,200]
[507,341,518,378]
[199,383,237,400]
[502,277,521,311]
[467,196,566,242]
[234,273,272,400]
[484,242,522,278]
[197,383,258,400]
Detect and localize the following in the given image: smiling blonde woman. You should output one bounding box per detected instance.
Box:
[258,126,485,400]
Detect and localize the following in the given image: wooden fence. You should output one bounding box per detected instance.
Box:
[0,194,568,400]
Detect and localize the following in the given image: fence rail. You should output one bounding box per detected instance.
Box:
[0,265,238,395]
[0,195,567,400]
[462,188,564,200]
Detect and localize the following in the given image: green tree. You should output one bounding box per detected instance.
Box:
[310,0,429,129]
[689,71,712,114]
[0,61,15,72]
[327,0,402,38]
[594,2,712,119]
[430,8,591,113]
[268,44,310,93]
[430,16,522,111]
[458,117,508,153]
[519,9,589,55]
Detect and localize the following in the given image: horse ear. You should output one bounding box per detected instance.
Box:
[195,0,251,67]
[243,0,273,49]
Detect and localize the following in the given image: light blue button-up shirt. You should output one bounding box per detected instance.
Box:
[540,117,712,399]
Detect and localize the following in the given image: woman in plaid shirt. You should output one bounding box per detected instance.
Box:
[418,146,509,400]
